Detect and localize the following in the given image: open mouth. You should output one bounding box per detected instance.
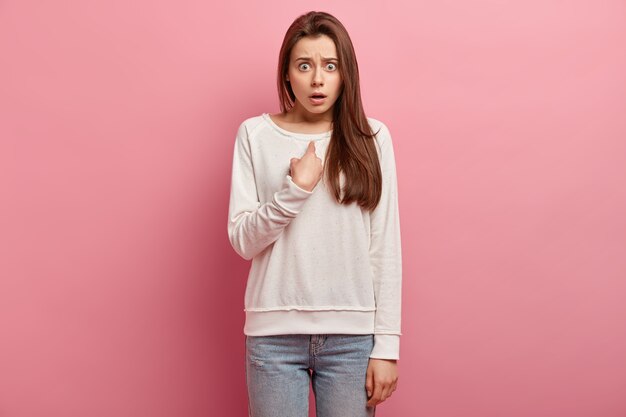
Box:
[309,95,327,105]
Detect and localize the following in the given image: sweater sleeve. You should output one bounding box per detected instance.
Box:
[368,122,403,360]
[227,121,315,260]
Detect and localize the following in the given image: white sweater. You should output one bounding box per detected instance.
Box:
[227,113,403,360]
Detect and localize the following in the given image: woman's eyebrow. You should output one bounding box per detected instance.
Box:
[295,56,338,61]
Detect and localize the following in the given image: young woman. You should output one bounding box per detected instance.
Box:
[227,11,402,417]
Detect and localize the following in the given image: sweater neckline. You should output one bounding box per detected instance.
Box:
[262,113,332,141]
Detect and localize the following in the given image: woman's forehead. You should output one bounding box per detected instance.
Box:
[291,35,337,60]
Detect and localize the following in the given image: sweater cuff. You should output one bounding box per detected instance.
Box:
[369,334,400,360]
[272,175,314,216]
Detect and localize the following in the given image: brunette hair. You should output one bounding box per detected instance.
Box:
[276,11,382,211]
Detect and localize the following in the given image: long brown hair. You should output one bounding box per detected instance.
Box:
[276,11,382,211]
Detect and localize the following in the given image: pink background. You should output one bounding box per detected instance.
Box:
[1,0,625,416]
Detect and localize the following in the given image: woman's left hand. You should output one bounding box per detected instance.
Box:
[365,358,398,407]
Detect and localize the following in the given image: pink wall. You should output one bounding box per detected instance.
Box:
[1,0,625,416]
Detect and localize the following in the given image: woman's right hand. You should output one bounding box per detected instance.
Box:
[290,140,323,192]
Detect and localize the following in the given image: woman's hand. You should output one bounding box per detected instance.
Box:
[290,140,323,192]
[365,358,398,407]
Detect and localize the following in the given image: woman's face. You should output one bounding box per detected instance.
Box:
[287,35,343,117]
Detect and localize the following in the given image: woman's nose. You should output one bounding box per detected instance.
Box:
[312,68,324,86]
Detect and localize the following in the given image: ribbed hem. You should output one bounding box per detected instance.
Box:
[243,309,401,360]
[244,309,375,335]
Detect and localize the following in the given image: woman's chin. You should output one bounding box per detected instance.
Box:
[299,101,333,114]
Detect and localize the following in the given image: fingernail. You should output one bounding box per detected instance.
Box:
[367,391,371,396]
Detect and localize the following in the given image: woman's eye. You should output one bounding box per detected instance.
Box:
[298,63,338,71]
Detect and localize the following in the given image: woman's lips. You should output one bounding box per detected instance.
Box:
[309,95,327,105]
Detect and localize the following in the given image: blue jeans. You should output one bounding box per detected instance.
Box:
[245,334,376,417]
